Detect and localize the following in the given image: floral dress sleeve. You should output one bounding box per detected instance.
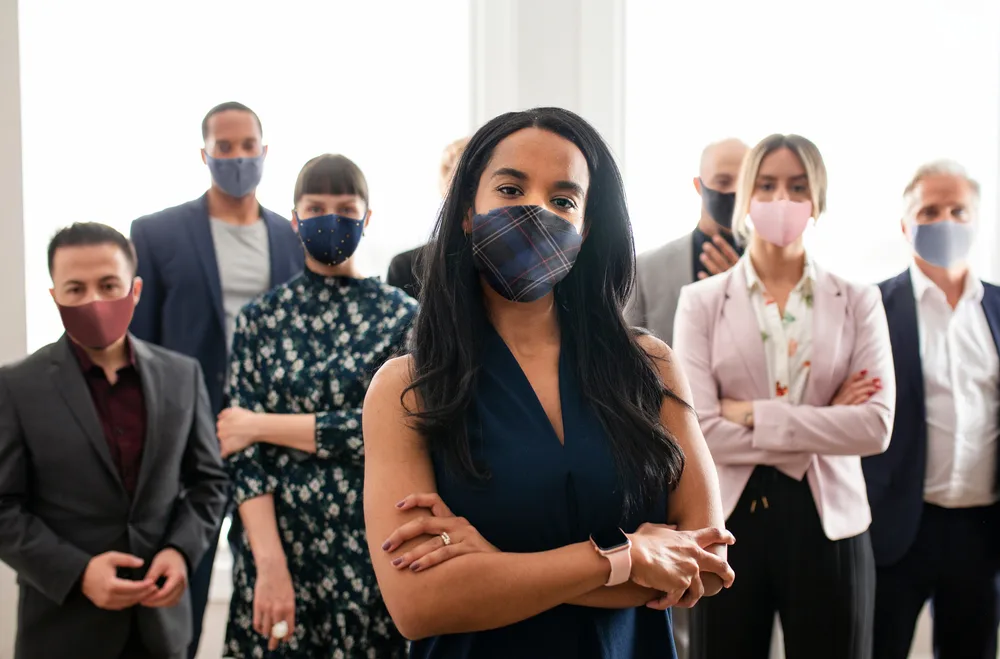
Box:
[226,303,278,506]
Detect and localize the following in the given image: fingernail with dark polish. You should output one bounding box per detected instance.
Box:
[392,557,403,567]
[381,540,391,551]
[410,563,421,571]
[395,500,405,508]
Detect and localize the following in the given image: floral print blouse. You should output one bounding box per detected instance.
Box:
[744,254,816,405]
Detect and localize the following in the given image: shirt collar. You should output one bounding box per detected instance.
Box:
[909,260,983,304]
[743,253,816,294]
[70,335,137,374]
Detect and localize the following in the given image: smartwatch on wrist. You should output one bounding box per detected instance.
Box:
[589,528,632,587]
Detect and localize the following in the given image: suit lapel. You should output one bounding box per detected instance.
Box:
[804,268,849,406]
[886,271,925,405]
[263,211,295,288]
[187,195,226,335]
[50,337,126,494]
[130,338,163,508]
[720,262,770,398]
[979,283,1000,484]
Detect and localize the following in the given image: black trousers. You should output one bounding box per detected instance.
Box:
[873,503,1000,659]
[690,467,875,659]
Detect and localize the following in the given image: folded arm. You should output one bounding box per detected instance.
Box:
[0,373,92,605]
[672,287,813,470]
[163,364,229,569]
[363,357,615,639]
[752,286,895,457]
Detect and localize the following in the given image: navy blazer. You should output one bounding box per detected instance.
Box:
[863,269,1000,567]
[129,194,304,414]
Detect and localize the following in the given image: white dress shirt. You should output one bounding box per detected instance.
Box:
[745,254,816,406]
[911,262,999,508]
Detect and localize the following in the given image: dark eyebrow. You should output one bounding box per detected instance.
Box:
[553,180,586,198]
[492,168,585,197]
[491,167,528,181]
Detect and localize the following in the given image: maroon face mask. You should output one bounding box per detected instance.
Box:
[57,286,136,350]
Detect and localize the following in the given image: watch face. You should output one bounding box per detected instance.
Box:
[591,528,629,551]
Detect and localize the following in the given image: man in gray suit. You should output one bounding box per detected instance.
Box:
[627,138,749,345]
[0,223,228,659]
[625,138,747,659]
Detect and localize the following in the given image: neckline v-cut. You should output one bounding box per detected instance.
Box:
[488,324,568,448]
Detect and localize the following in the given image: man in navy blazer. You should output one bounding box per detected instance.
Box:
[129,102,303,658]
[864,161,1000,659]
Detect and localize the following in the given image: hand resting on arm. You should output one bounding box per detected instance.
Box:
[363,355,734,640]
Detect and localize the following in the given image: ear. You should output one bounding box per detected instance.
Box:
[49,287,56,303]
[693,177,702,195]
[900,217,909,239]
[132,277,144,305]
[363,209,373,230]
[462,208,474,235]
[262,145,269,158]
[290,211,299,233]
[201,148,208,165]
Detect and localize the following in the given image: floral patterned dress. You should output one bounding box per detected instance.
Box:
[224,269,417,659]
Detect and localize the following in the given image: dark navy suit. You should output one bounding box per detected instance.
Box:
[129,193,303,658]
[863,269,1000,659]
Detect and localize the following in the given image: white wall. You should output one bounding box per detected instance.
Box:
[470,0,625,157]
[0,0,25,653]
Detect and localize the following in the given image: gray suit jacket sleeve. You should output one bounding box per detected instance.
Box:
[162,362,228,570]
[628,235,695,346]
[0,371,92,605]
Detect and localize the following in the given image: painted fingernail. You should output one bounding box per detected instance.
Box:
[861,370,868,376]
[410,563,421,572]
[391,557,403,567]
[381,540,391,551]
[395,500,406,508]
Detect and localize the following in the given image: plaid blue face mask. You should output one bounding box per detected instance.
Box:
[471,205,583,302]
[296,213,365,266]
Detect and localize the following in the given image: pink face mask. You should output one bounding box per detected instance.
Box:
[57,287,136,350]
[748,199,813,247]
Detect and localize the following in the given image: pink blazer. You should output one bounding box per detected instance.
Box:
[672,259,895,541]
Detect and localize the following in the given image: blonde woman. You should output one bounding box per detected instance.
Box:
[672,134,894,659]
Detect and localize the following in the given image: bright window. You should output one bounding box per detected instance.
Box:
[625,0,999,284]
[19,0,471,351]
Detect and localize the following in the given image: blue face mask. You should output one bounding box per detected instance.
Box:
[909,219,975,268]
[296,213,365,266]
[205,153,265,198]
[471,205,583,302]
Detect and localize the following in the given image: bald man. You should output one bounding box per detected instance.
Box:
[626,138,749,347]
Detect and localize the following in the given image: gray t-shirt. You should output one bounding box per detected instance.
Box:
[209,217,271,352]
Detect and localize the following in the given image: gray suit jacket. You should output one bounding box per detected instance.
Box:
[0,335,228,659]
[625,234,695,346]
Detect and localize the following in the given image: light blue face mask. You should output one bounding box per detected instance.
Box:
[909,219,975,268]
[205,153,265,198]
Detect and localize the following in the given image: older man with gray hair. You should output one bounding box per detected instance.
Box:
[863,160,1000,659]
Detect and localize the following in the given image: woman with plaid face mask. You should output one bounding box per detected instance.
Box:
[362,107,734,659]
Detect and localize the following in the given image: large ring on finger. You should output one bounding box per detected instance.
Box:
[271,620,288,640]
[441,531,452,546]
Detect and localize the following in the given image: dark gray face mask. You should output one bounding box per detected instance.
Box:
[205,153,265,198]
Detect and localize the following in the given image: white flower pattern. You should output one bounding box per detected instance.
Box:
[224,271,416,659]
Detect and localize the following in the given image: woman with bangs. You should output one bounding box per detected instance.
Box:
[672,134,894,658]
[218,154,415,658]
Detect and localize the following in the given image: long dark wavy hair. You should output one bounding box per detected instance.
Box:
[405,107,687,514]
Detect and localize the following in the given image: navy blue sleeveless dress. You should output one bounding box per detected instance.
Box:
[410,325,677,659]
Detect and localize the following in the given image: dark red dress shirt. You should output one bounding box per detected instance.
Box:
[71,340,147,497]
